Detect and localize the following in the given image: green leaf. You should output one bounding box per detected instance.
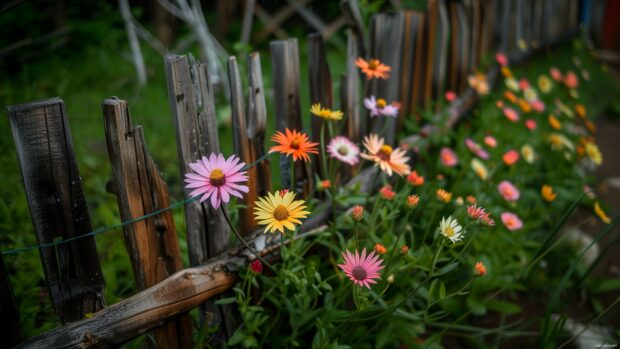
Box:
[214,297,237,305]
[434,262,459,276]
[228,330,245,346]
[428,279,439,302]
[439,282,446,300]
[486,300,522,314]
[589,277,620,294]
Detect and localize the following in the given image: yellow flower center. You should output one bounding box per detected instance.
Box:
[338,146,349,156]
[368,59,380,70]
[209,169,226,187]
[377,144,393,161]
[319,110,332,118]
[273,205,289,221]
[376,98,387,108]
[290,138,301,149]
[351,266,367,280]
[444,226,455,237]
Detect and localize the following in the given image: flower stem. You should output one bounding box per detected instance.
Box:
[220,206,276,273]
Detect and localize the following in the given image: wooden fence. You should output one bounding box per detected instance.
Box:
[2,0,581,347]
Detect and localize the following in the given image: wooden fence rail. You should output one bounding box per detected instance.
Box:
[3,0,583,347]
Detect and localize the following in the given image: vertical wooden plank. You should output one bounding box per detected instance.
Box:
[8,98,105,323]
[500,0,514,52]
[531,0,544,48]
[409,12,426,117]
[0,254,22,347]
[342,29,362,144]
[247,52,272,197]
[423,1,438,109]
[102,97,192,349]
[308,33,333,179]
[480,0,496,55]
[456,3,471,92]
[399,11,416,120]
[270,39,314,195]
[368,11,404,145]
[432,0,450,108]
[164,54,234,341]
[448,2,460,93]
[228,56,256,234]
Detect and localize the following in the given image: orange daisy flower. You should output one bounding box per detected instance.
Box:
[360,134,410,176]
[356,58,391,79]
[270,128,319,162]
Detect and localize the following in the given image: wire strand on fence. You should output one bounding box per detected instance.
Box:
[1,152,274,256]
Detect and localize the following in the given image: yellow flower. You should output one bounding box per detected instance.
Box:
[505,78,519,92]
[548,115,562,130]
[524,88,538,102]
[541,185,557,202]
[594,202,611,224]
[575,104,586,118]
[310,103,343,121]
[555,100,575,119]
[254,190,310,234]
[518,98,532,113]
[501,66,513,78]
[538,75,552,93]
[518,38,527,51]
[436,188,452,203]
[521,144,535,163]
[585,141,603,165]
[548,133,574,152]
[471,158,488,180]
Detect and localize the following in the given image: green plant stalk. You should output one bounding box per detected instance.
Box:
[220,206,276,273]
[383,211,411,276]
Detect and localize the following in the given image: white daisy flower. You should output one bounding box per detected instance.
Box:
[439,216,464,243]
[364,96,399,117]
[327,136,360,166]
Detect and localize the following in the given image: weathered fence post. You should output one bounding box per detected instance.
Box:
[7,98,105,323]
[270,38,314,194]
[0,254,22,347]
[368,12,404,144]
[341,29,362,145]
[228,57,257,234]
[102,97,192,348]
[247,52,272,198]
[308,33,332,179]
[165,54,235,340]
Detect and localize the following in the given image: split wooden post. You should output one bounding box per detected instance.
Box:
[432,0,450,109]
[270,38,314,194]
[7,98,105,323]
[247,52,272,197]
[368,12,404,145]
[102,97,192,348]
[0,253,22,347]
[308,33,332,179]
[342,29,362,144]
[164,54,235,339]
[341,0,367,58]
[228,56,257,234]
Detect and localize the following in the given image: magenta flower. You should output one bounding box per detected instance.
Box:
[495,52,508,66]
[445,91,457,102]
[465,138,489,160]
[484,136,498,148]
[184,153,249,209]
[339,248,384,288]
[364,96,399,117]
[327,136,360,165]
[501,212,523,231]
[440,147,459,167]
[498,180,520,202]
[525,119,537,130]
[531,100,545,112]
[550,67,562,81]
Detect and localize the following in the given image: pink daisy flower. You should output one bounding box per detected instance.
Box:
[339,248,384,288]
[440,147,459,167]
[327,136,360,165]
[495,52,508,66]
[364,96,399,117]
[484,136,498,148]
[550,67,562,81]
[518,78,530,91]
[531,100,545,112]
[564,71,578,89]
[503,107,520,122]
[503,150,520,165]
[465,138,490,159]
[184,153,249,209]
[501,212,523,231]
[498,180,520,202]
[445,91,457,102]
[467,204,487,220]
[525,119,537,130]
